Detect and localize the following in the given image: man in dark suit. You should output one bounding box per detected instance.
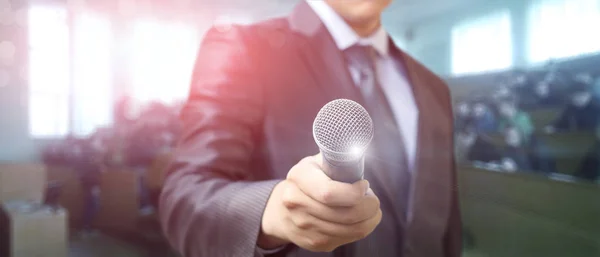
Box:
[159,0,461,256]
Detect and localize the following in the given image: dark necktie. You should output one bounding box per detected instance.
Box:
[343,44,412,256]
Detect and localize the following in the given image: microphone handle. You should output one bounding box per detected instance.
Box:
[320,154,365,184]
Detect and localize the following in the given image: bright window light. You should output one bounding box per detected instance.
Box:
[129,20,199,105]
[527,0,600,63]
[28,5,70,138]
[451,10,513,76]
[72,13,114,136]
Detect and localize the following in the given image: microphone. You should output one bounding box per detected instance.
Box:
[313,99,374,183]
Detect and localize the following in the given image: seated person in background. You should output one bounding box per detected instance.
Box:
[532,78,563,108]
[593,76,600,101]
[545,81,600,133]
[454,101,472,131]
[501,126,532,172]
[455,125,503,164]
[455,126,521,172]
[70,137,103,237]
[497,99,535,140]
[124,116,164,216]
[497,125,557,174]
[574,72,594,86]
[509,69,535,99]
[575,126,600,182]
[492,85,513,101]
[471,100,498,133]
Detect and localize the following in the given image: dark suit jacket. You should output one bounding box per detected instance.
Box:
[159,2,461,257]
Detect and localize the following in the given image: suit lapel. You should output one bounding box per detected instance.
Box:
[288,2,399,206]
[392,46,453,256]
[287,1,364,104]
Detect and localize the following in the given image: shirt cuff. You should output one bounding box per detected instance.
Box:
[256,245,287,255]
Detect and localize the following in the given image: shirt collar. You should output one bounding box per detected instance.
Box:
[306,0,389,56]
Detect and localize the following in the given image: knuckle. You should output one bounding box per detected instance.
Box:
[317,188,335,204]
[281,186,298,209]
[357,229,371,239]
[354,224,372,239]
[301,156,315,163]
[306,237,332,252]
[287,165,301,180]
[293,216,313,230]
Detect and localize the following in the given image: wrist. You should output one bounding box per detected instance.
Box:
[257,229,288,250]
[258,182,289,249]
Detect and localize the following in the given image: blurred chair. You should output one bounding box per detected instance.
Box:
[44,180,64,212]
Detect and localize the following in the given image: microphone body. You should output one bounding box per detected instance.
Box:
[320,155,365,184]
[313,99,374,184]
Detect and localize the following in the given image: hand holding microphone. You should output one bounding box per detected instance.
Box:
[259,100,381,252]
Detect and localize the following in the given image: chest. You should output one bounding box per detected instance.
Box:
[260,54,427,174]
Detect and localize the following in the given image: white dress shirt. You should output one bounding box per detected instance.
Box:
[307,0,420,170]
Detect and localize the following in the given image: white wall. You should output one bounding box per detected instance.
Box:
[391,0,530,76]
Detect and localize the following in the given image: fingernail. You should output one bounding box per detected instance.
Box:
[366,188,374,195]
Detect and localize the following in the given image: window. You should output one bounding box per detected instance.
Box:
[451,10,513,76]
[28,6,114,138]
[129,20,199,105]
[28,6,70,138]
[71,13,113,136]
[527,0,600,63]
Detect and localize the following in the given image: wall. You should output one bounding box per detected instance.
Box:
[0,1,266,162]
[0,1,36,162]
[0,3,130,163]
[399,0,530,76]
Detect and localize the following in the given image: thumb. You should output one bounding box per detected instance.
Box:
[312,152,324,168]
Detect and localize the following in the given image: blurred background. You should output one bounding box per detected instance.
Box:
[0,0,598,256]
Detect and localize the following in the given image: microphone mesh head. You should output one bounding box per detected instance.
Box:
[313,99,374,163]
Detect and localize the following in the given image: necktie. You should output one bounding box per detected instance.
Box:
[343,44,412,256]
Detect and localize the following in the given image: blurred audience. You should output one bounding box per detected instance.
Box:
[41,98,182,231]
[454,101,472,132]
[497,100,535,141]
[455,125,503,164]
[531,78,562,107]
[545,81,600,133]
[501,126,532,171]
[454,62,597,182]
[575,127,600,182]
[471,100,498,133]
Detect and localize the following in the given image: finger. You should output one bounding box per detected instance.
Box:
[313,194,380,225]
[283,179,380,224]
[295,231,346,253]
[290,207,382,240]
[288,155,369,207]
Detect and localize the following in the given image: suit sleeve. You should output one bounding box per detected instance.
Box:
[159,26,281,257]
[444,161,463,257]
[443,82,463,257]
